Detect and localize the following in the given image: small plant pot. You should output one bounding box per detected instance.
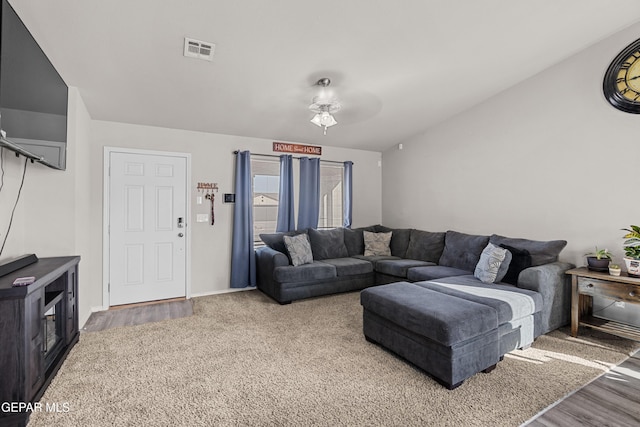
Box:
[609,267,621,276]
[623,257,640,278]
[586,256,610,272]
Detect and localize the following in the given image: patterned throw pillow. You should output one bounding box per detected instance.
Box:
[283,233,314,266]
[363,231,392,257]
[474,243,509,284]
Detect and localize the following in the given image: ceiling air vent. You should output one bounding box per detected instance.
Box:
[183,37,215,61]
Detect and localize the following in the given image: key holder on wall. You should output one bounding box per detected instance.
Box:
[197,182,218,225]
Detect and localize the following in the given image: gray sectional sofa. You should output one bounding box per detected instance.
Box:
[256,225,573,335]
[256,225,574,388]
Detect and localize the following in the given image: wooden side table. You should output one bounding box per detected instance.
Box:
[567,267,640,341]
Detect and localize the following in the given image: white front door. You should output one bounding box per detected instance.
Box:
[108,151,188,306]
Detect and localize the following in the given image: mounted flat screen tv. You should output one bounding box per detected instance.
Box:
[0,0,68,170]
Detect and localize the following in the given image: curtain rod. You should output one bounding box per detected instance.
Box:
[233,151,352,165]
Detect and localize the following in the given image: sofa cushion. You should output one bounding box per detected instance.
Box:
[361,282,498,346]
[498,244,533,285]
[344,226,377,256]
[363,231,392,256]
[439,231,490,271]
[474,243,511,284]
[308,228,349,260]
[489,234,567,267]
[415,275,543,324]
[405,229,446,263]
[273,262,336,283]
[375,226,412,258]
[375,259,436,278]
[260,229,307,255]
[406,265,471,281]
[318,258,374,276]
[352,255,401,267]
[283,233,314,266]
[344,228,364,256]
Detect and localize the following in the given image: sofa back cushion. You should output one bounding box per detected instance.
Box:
[489,234,567,267]
[375,226,412,258]
[344,226,377,256]
[438,230,489,271]
[308,228,349,260]
[405,229,446,262]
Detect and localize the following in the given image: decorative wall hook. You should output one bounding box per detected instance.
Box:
[197,182,218,193]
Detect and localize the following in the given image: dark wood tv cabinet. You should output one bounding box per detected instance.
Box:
[0,256,80,427]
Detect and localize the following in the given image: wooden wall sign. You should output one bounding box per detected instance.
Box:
[273,142,322,155]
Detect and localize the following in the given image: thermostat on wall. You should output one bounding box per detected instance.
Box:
[224,193,235,203]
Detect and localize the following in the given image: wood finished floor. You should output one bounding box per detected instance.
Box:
[524,350,640,427]
[82,299,193,332]
[82,300,640,426]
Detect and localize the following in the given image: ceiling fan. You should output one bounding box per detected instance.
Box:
[309,78,341,135]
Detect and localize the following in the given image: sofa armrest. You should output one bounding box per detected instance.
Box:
[517,261,575,334]
[255,246,290,301]
[256,246,290,269]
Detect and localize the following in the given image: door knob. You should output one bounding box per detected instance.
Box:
[178,233,184,237]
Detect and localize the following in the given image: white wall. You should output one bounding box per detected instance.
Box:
[382,21,640,269]
[88,121,382,317]
[0,87,89,260]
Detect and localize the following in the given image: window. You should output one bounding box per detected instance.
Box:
[250,157,346,243]
[251,158,280,244]
[318,163,343,229]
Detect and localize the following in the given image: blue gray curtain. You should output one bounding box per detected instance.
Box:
[343,161,353,228]
[275,154,295,232]
[230,151,256,288]
[297,157,320,230]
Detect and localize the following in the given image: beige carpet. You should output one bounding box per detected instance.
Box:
[29,290,639,427]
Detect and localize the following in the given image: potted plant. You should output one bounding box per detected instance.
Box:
[622,225,640,277]
[584,247,612,271]
[609,263,621,276]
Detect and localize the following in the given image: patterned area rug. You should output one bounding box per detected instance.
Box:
[28,290,639,427]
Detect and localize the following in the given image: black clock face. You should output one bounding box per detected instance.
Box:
[604,38,640,113]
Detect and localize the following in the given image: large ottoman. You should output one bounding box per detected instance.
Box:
[360,282,501,389]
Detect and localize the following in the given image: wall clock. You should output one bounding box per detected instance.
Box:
[603,38,640,113]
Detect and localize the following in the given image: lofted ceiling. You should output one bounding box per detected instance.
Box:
[9,0,640,152]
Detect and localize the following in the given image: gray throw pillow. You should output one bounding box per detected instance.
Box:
[260,230,307,254]
[474,243,510,284]
[283,234,314,266]
[496,249,512,282]
[363,231,392,256]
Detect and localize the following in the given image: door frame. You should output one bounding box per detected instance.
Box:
[102,146,192,309]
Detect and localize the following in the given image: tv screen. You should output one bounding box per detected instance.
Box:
[0,0,68,170]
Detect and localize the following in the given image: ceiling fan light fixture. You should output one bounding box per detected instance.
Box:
[309,78,340,135]
[310,111,337,126]
[310,112,337,135]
